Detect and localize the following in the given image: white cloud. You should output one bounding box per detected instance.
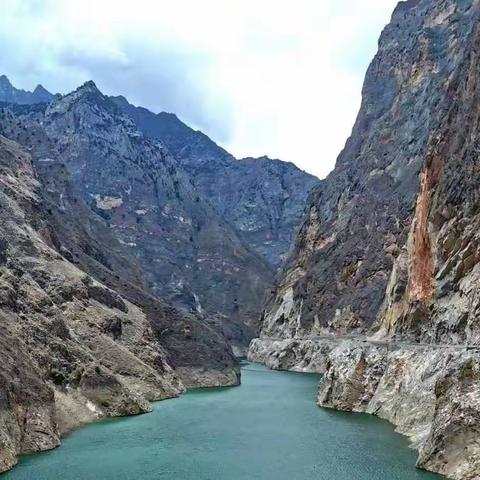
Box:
[0,0,398,177]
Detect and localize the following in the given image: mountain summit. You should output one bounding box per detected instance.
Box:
[0,75,54,104]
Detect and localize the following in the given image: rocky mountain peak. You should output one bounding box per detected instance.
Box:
[0,75,54,104]
[0,75,15,98]
[47,79,124,122]
[0,74,12,88]
[0,78,277,350]
[68,80,104,102]
[32,84,53,101]
[78,79,100,92]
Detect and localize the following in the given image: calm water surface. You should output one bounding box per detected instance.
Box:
[4,362,442,480]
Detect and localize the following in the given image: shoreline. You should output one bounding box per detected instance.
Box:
[248,336,479,480]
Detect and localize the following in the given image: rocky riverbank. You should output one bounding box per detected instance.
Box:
[249,336,480,479]
[0,132,240,474]
[248,337,335,372]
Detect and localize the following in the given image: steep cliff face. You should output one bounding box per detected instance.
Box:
[259,0,480,340]
[251,1,480,478]
[112,96,318,269]
[0,101,244,469]
[0,135,187,472]
[379,2,480,344]
[0,82,273,348]
[0,77,251,470]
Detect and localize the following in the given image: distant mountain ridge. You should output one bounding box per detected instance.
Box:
[0,75,317,349]
[112,95,319,268]
[0,74,54,104]
[0,77,318,270]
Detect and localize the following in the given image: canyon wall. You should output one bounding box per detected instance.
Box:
[113,96,318,270]
[0,135,188,472]
[251,1,480,478]
[0,73,314,470]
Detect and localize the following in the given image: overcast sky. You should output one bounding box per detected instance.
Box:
[1,0,398,178]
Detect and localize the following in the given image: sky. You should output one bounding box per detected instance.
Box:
[1,0,399,178]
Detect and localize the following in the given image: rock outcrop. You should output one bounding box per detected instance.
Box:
[248,337,335,373]
[0,82,275,348]
[317,340,480,480]
[112,96,318,270]
[250,1,480,478]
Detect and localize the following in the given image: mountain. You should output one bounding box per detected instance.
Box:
[0,75,54,104]
[111,96,318,269]
[250,1,480,478]
[0,74,318,470]
[0,80,278,350]
[0,78,290,471]
[0,132,232,472]
[0,77,318,350]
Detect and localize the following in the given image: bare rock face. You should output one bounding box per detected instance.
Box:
[248,337,334,373]
[317,341,480,480]
[251,1,480,478]
[0,135,185,471]
[261,0,480,340]
[111,97,319,270]
[0,82,273,348]
[0,130,242,472]
[0,77,316,350]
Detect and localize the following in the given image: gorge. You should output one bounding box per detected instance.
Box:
[1,0,480,479]
[0,75,316,471]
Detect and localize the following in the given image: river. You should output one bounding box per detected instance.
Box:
[3,362,442,480]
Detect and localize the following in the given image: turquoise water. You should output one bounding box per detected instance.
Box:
[3,362,442,480]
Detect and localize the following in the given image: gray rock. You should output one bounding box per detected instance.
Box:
[252,1,480,478]
[0,75,54,105]
[0,81,272,348]
[317,340,480,480]
[111,96,319,270]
